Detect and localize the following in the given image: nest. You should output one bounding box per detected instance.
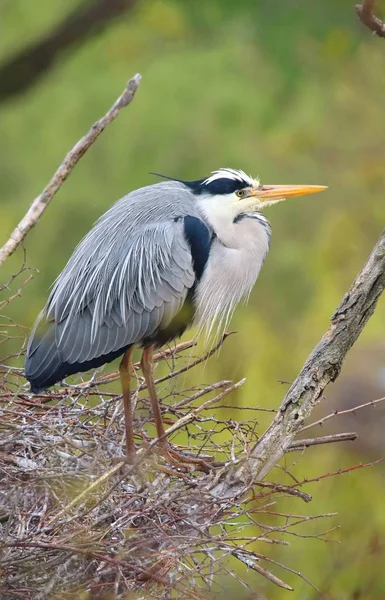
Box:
[0,337,340,599]
[0,340,255,598]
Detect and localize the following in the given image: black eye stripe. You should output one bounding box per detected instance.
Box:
[206,179,247,194]
[183,178,249,196]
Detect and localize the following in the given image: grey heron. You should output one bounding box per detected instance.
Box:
[25,168,326,468]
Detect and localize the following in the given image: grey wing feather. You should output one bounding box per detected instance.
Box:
[38,216,196,365]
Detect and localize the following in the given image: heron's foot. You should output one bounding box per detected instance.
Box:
[158,441,214,473]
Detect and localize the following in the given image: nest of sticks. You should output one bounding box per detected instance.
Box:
[0,337,340,599]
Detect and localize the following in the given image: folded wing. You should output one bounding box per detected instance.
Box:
[25,218,196,391]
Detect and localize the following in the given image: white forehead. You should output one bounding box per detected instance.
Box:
[203,168,259,188]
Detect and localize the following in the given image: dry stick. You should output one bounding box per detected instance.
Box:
[287,432,358,451]
[0,73,142,267]
[172,380,232,410]
[356,0,385,37]
[254,481,312,503]
[231,550,293,591]
[211,228,385,498]
[150,378,246,443]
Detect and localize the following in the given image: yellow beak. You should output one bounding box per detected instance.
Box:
[253,184,328,201]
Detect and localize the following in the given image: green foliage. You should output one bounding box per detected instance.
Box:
[1,0,385,596]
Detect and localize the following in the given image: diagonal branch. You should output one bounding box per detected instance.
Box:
[211,227,385,497]
[356,0,385,37]
[0,0,138,103]
[0,73,141,267]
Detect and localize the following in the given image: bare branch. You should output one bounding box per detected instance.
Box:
[356,0,385,37]
[0,73,142,266]
[0,0,138,103]
[287,432,358,451]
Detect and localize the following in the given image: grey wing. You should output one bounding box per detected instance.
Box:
[29,218,195,367]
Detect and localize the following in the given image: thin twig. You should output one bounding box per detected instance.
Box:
[255,481,312,503]
[0,73,142,266]
[356,0,385,37]
[0,274,34,311]
[285,458,385,490]
[300,396,385,432]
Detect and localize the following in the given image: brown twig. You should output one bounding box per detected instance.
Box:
[0,274,34,312]
[255,481,312,503]
[0,73,142,266]
[300,396,385,432]
[292,458,385,488]
[356,0,385,37]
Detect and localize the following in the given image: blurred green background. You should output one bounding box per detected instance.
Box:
[2,0,385,597]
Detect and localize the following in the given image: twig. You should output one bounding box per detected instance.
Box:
[0,274,34,311]
[232,550,293,591]
[151,334,233,388]
[255,481,312,503]
[356,0,385,37]
[287,432,358,451]
[300,396,385,432]
[0,73,142,266]
[292,458,385,488]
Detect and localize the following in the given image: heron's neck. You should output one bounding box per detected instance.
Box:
[197,196,270,250]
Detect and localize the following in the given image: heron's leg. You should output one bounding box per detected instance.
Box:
[119,347,135,462]
[140,346,167,441]
[140,346,212,473]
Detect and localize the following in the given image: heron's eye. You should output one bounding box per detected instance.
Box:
[236,190,245,198]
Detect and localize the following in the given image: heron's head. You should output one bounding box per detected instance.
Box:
[186,168,327,222]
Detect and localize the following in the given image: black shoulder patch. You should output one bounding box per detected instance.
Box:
[183,216,213,280]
